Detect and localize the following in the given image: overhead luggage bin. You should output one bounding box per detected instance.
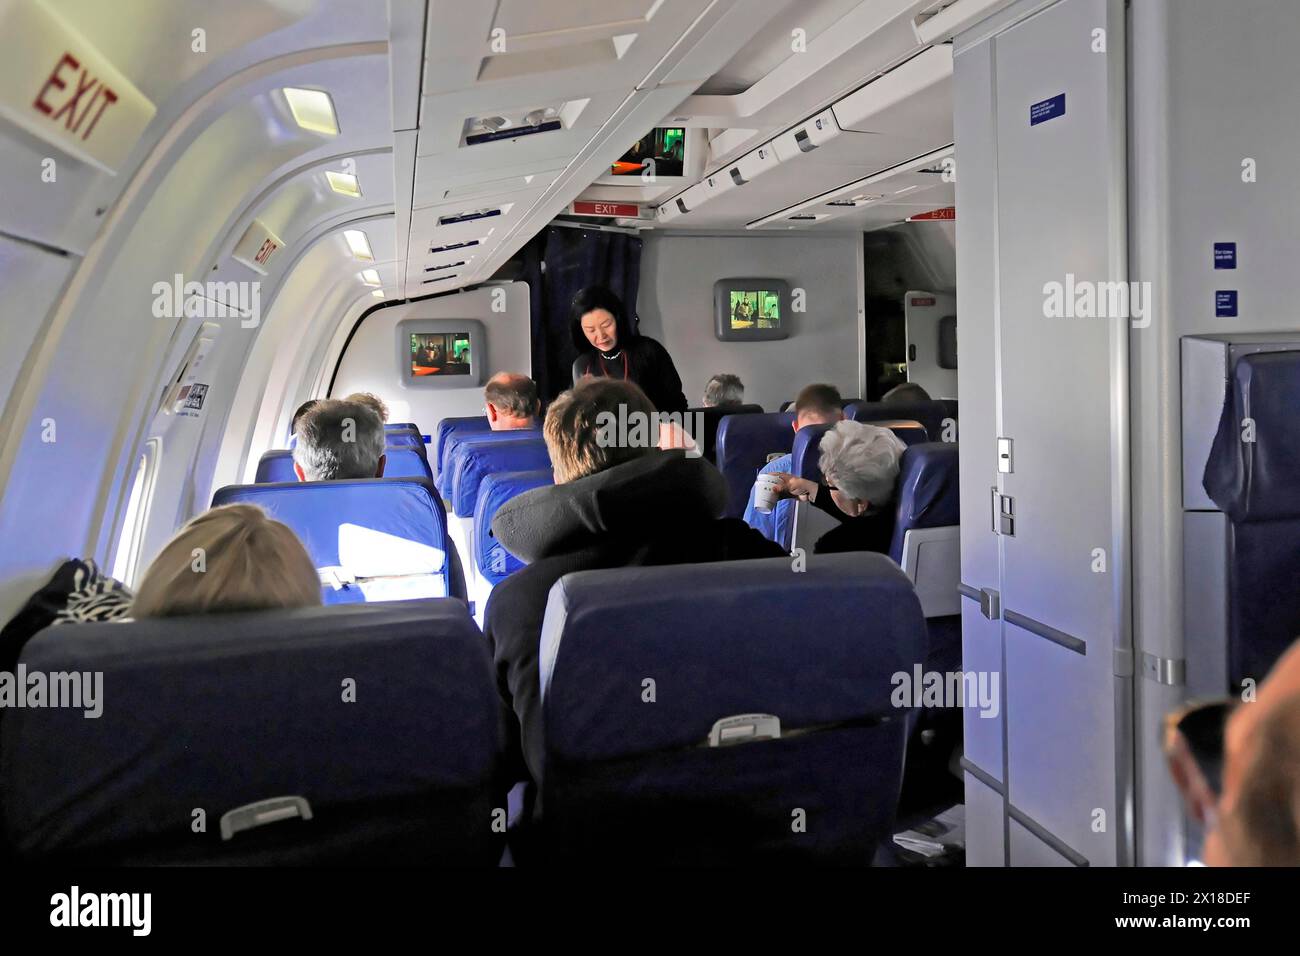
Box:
[771,107,842,162]
[832,45,954,136]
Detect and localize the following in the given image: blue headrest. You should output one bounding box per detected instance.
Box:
[254,446,434,484]
[889,442,960,561]
[211,478,453,603]
[791,421,931,483]
[438,427,541,495]
[385,429,427,452]
[715,412,796,518]
[255,449,296,483]
[539,554,926,763]
[851,400,950,440]
[449,436,550,518]
[382,446,434,481]
[436,416,492,479]
[1204,351,1300,522]
[791,422,834,481]
[1,600,500,862]
[385,422,420,432]
[472,469,553,583]
[684,404,764,461]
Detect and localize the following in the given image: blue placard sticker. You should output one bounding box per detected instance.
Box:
[1030,93,1066,126]
[1216,291,1238,317]
[1214,242,1237,269]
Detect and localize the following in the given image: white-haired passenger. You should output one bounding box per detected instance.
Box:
[769,420,907,554]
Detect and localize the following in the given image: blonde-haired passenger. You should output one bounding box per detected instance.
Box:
[131,504,321,617]
[345,391,389,423]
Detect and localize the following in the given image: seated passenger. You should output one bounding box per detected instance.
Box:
[482,378,783,788]
[344,391,389,423]
[290,399,319,434]
[292,399,386,481]
[882,381,932,404]
[131,504,321,617]
[484,372,540,430]
[702,372,745,408]
[770,421,906,555]
[1167,639,1300,866]
[742,383,845,545]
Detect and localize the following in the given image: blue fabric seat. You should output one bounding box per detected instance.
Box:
[0,600,502,865]
[384,426,427,453]
[472,470,553,584]
[848,400,953,442]
[435,416,492,482]
[447,436,550,518]
[211,478,464,603]
[715,411,795,518]
[1203,350,1300,688]
[438,427,542,495]
[255,446,433,483]
[889,443,960,563]
[684,404,764,462]
[535,554,927,864]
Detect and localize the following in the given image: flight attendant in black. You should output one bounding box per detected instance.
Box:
[570,286,688,414]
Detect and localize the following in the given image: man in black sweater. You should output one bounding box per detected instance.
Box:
[482,378,783,794]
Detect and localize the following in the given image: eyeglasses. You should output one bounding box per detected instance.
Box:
[1163,698,1236,825]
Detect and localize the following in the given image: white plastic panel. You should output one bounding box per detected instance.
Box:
[331,283,532,434]
[963,770,1006,866]
[961,601,1004,783]
[0,235,75,421]
[1008,816,1078,867]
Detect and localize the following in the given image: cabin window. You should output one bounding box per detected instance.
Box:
[112,439,160,587]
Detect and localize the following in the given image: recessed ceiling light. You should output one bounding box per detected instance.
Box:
[343,229,373,260]
[371,289,384,298]
[284,88,339,135]
[326,171,362,198]
[360,269,381,286]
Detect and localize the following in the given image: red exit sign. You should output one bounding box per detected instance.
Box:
[572,201,641,218]
[907,206,956,222]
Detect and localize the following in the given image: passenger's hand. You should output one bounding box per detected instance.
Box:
[770,473,818,502]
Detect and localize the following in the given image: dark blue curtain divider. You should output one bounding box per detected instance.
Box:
[519,225,643,403]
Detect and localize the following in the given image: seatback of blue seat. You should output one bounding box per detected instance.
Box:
[438,427,540,495]
[449,436,550,518]
[386,422,420,433]
[889,443,960,563]
[436,416,492,481]
[537,554,926,864]
[211,477,460,603]
[382,445,434,481]
[715,411,796,518]
[0,600,502,865]
[849,400,952,440]
[255,449,296,483]
[472,469,553,584]
[1203,351,1300,688]
[685,404,764,462]
[384,427,427,452]
[890,442,961,673]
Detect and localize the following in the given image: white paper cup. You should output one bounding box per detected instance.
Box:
[753,473,783,513]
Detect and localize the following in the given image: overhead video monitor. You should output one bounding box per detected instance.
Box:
[609,127,685,178]
[714,279,791,342]
[397,319,485,388]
